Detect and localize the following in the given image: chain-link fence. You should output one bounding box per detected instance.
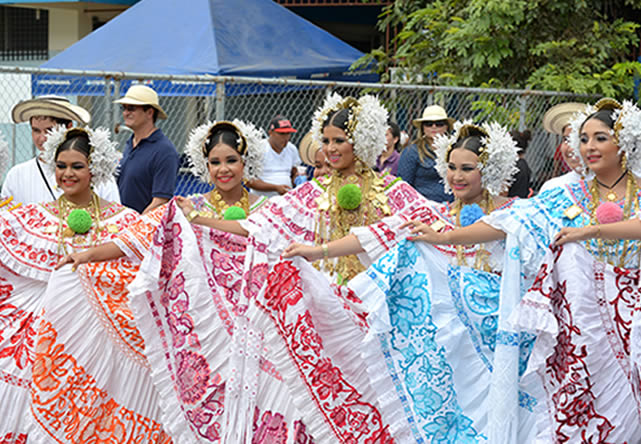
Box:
[0,65,599,196]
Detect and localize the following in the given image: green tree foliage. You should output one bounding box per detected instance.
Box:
[356,0,641,98]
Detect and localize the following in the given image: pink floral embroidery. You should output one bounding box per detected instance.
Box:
[253,407,289,444]
[176,350,211,404]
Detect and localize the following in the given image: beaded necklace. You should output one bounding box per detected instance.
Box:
[56,191,102,256]
[588,171,639,267]
[314,164,391,284]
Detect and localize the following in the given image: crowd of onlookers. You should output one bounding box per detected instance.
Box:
[1,84,583,212]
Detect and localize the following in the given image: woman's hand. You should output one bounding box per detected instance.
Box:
[401,219,447,244]
[282,243,323,262]
[554,226,596,246]
[175,196,195,218]
[55,250,93,271]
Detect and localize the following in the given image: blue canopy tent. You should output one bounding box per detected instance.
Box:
[36,0,376,95]
[35,0,377,195]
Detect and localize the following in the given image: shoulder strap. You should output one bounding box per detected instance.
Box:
[35,158,56,200]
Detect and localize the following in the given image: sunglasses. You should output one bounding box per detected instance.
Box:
[120,104,141,112]
[422,120,448,127]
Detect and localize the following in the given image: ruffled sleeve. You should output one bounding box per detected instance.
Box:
[481,186,570,278]
[112,202,167,261]
[0,204,61,281]
[351,194,447,267]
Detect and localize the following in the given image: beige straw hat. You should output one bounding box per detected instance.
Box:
[542,102,587,135]
[298,131,321,165]
[412,105,454,129]
[12,95,91,125]
[114,85,168,120]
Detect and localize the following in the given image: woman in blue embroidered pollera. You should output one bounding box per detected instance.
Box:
[406,98,641,442]
[284,121,539,443]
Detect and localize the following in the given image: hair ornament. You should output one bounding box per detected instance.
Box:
[566,98,641,178]
[42,125,119,187]
[311,92,388,168]
[185,119,266,183]
[434,120,519,196]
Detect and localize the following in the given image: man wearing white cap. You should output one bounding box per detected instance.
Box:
[1,96,120,204]
[114,84,178,214]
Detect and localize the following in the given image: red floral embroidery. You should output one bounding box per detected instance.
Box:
[533,252,615,442]
[0,432,27,444]
[264,262,303,312]
[256,260,393,443]
[612,266,640,355]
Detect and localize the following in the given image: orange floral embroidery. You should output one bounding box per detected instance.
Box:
[31,321,171,443]
[82,260,145,360]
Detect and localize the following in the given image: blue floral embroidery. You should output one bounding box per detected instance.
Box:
[388,273,430,337]
[369,242,480,442]
[478,316,498,352]
[462,270,500,315]
[424,412,480,444]
[518,391,537,412]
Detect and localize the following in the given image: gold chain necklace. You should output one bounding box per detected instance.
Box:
[451,191,494,271]
[314,165,391,284]
[588,172,639,267]
[56,191,102,256]
[207,188,250,218]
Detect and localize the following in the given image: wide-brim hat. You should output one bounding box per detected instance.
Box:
[543,102,587,135]
[299,131,320,165]
[12,95,91,125]
[412,105,454,129]
[114,84,168,120]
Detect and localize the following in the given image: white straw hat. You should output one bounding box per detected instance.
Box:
[298,131,321,165]
[412,105,454,128]
[542,102,587,135]
[12,95,91,125]
[114,85,168,120]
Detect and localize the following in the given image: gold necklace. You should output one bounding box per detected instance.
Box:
[595,169,628,202]
[56,191,102,256]
[588,172,639,267]
[207,188,250,218]
[314,164,391,284]
[451,191,494,271]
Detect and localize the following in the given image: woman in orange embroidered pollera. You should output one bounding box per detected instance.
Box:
[0,126,174,443]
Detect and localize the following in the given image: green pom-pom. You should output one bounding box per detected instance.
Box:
[67,209,93,234]
[337,183,362,210]
[223,206,247,220]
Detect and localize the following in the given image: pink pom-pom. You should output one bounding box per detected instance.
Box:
[595,202,623,224]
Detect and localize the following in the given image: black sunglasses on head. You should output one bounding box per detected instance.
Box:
[422,120,448,127]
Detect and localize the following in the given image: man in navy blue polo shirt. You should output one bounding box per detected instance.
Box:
[114,85,178,214]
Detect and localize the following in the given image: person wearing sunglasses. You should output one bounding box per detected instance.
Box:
[114,85,179,214]
[398,104,455,202]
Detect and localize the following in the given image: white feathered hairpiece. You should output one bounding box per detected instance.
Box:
[434,120,519,196]
[310,92,389,168]
[184,119,266,183]
[567,99,641,179]
[0,131,8,179]
[42,125,119,188]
